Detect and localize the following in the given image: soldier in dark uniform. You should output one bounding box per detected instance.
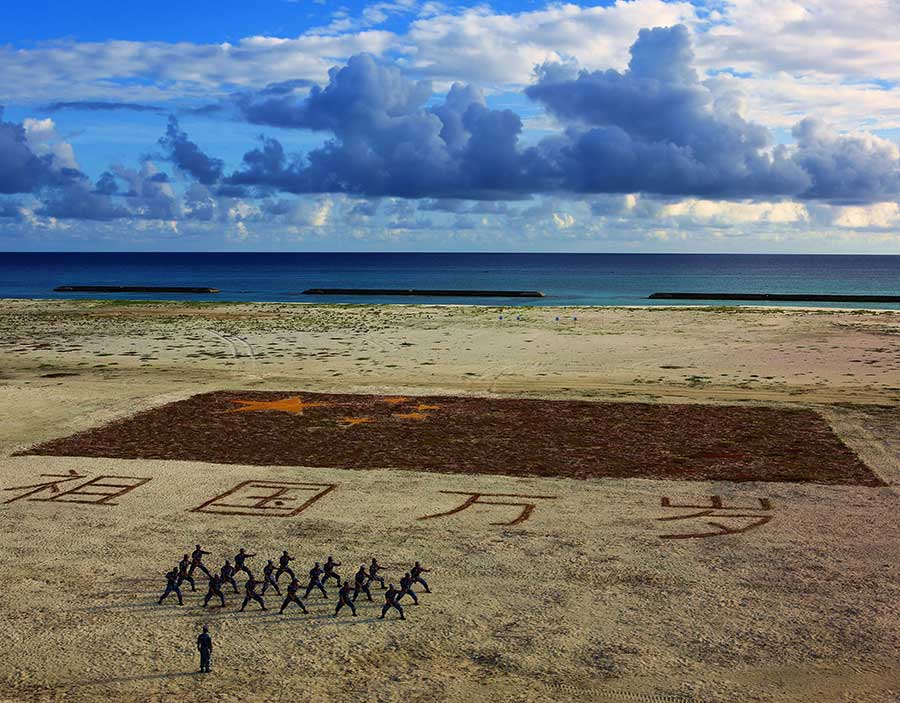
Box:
[304,562,328,599]
[197,625,212,673]
[220,560,239,593]
[333,582,357,617]
[275,550,296,583]
[189,544,212,580]
[352,565,373,602]
[261,559,281,596]
[234,548,255,580]
[410,561,432,593]
[367,558,386,589]
[322,556,342,587]
[176,554,196,592]
[203,574,226,607]
[239,576,266,611]
[378,584,405,620]
[279,579,308,614]
[158,567,183,605]
[397,572,419,605]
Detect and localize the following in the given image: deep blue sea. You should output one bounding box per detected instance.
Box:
[2,252,900,308]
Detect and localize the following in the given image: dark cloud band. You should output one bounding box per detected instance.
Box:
[41,101,166,114]
[224,27,899,203]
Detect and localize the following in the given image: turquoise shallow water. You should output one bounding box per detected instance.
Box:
[2,252,900,309]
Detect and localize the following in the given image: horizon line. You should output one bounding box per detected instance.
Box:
[4,250,900,257]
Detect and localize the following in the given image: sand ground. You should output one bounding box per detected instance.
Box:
[2,299,900,703]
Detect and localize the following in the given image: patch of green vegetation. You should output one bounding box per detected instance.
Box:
[102,300,168,307]
[697,306,741,314]
[685,375,712,386]
[100,299,242,308]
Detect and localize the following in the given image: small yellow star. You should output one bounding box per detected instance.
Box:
[339,417,375,427]
[229,397,330,415]
[394,412,430,420]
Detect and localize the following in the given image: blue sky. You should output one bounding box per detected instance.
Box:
[2,0,900,253]
[3,0,560,44]
[4,1,335,44]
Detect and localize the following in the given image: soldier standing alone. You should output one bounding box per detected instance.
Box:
[197,625,212,674]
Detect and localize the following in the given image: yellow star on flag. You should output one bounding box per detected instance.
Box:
[339,417,375,427]
[229,397,330,415]
[380,397,411,405]
[394,412,430,420]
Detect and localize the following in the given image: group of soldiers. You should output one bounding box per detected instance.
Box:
[159,545,432,620]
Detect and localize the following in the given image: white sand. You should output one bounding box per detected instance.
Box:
[1,300,899,703]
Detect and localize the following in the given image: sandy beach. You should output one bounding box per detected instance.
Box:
[2,299,900,703]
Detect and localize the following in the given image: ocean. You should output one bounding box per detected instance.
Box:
[2,252,900,308]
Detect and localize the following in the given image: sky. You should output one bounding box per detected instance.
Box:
[2,0,900,253]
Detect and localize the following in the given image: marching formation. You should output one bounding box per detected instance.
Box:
[159,544,432,620]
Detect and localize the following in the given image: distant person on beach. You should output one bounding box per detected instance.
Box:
[352,565,373,602]
[411,562,432,593]
[158,567,183,606]
[197,625,212,674]
[220,560,239,593]
[334,582,357,617]
[367,558,386,589]
[239,576,266,611]
[234,548,255,579]
[203,574,226,607]
[275,550,296,583]
[177,554,196,592]
[379,584,405,620]
[279,579,308,614]
[189,545,212,579]
[322,556,342,586]
[397,572,419,605]
[304,562,328,599]
[261,559,281,596]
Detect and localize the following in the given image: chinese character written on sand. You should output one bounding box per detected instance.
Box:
[657,495,773,540]
[3,470,151,506]
[189,480,337,518]
[418,490,557,526]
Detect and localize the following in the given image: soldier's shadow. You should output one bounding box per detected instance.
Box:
[69,671,197,687]
[81,600,167,612]
[247,606,384,625]
[298,615,384,627]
